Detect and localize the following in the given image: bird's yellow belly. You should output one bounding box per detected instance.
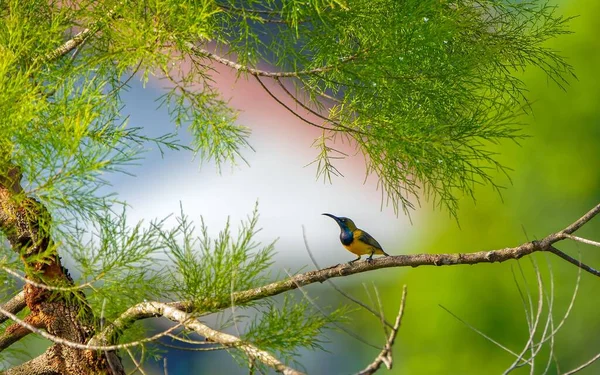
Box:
[344,241,385,256]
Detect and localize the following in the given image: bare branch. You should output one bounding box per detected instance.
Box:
[0,291,25,325]
[89,203,600,349]
[563,234,600,248]
[0,303,182,352]
[98,302,304,375]
[215,235,593,308]
[40,1,125,63]
[0,322,35,352]
[563,352,600,375]
[253,75,336,132]
[187,43,363,78]
[546,246,599,276]
[560,204,600,234]
[356,285,407,375]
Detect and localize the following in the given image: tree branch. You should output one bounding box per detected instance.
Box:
[0,302,181,352]
[0,291,25,325]
[187,42,363,78]
[40,1,125,63]
[0,313,44,352]
[3,348,60,375]
[253,75,336,132]
[562,234,600,248]
[356,285,407,375]
[545,246,599,277]
[561,204,600,234]
[563,352,600,375]
[97,203,600,345]
[92,302,304,375]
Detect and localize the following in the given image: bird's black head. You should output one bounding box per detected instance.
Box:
[322,213,357,231]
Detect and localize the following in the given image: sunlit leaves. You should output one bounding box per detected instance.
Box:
[163,203,275,308]
[160,81,252,169]
[244,296,349,364]
[285,0,572,216]
[62,209,168,321]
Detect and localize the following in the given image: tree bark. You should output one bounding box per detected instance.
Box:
[0,163,125,374]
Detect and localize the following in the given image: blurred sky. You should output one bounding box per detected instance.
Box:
[111,63,413,266]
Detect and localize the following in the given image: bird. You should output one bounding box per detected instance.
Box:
[322,213,389,263]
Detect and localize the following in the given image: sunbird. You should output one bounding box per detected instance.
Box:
[323,213,389,263]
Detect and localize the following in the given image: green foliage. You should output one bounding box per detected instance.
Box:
[243,295,349,364]
[0,0,574,218]
[296,0,573,215]
[163,203,275,309]
[159,78,251,168]
[60,209,169,323]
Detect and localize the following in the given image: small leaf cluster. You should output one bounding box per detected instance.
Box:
[162,203,275,309]
[243,295,349,365]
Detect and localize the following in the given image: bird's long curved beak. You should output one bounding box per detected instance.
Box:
[322,213,339,222]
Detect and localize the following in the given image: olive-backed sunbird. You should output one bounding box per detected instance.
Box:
[322,213,389,263]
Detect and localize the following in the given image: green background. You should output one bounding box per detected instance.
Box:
[363,0,600,373]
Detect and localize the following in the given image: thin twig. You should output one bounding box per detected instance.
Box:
[372,284,389,337]
[440,304,521,359]
[355,285,407,375]
[563,234,600,248]
[216,3,310,24]
[274,77,365,135]
[562,352,600,375]
[187,43,363,78]
[545,246,599,277]
[506,258,544,373]
[166,332,216,345]
[157,341,225,351]
[0,266,95,292]
[254,75,336,132]
[538,254,557,375]
[125,347,148,375]
[0,303,183,351]
[282,268,382,350]
[40,1,126,63]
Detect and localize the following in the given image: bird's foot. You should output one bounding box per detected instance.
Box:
[366,256,374,264]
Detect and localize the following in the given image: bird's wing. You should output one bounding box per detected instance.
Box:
[357,230,384,250]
